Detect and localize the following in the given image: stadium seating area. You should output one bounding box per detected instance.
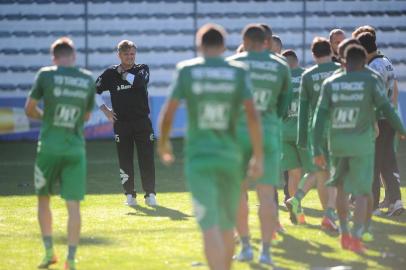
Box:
[0,0,405,94]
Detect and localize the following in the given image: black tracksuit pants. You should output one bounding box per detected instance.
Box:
[114,118,156,198]
[373,119,401,209]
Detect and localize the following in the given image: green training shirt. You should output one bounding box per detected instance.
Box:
[313,70,391,157]
[283,67,305,141]
[170,56,252,158]
[227,51,292,129]
[29,66,96,153]
[297,61,341,147]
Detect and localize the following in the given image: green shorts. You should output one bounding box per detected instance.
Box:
[238,125,281,186]
[282,140,317,173]
[326,154,374,196]
[34,149,86,201]
[185,154,242,231]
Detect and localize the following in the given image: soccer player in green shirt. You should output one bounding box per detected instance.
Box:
[25,37,96,270]
[281,49,317,225]
[288,37,341,231]
[158,24,264,270]
[260,23,287,234]
[228,24,291,265]
[312,44,406,253]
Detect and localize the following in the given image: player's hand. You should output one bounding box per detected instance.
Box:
[399,133,406,140]
[374,123,379,138]
[247,156,263,180]
[313,155,327,170]
[158,140,175,166]
[101,107,117,123]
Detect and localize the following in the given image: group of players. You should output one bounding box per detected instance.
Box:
[25,21,406,270]
[158,23,406,270]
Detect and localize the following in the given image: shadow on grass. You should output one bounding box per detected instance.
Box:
[126,204,192,221]
[54,235,114,246]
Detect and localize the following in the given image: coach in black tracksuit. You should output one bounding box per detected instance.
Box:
[95,40,156,203]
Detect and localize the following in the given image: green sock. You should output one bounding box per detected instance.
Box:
[294,189,305,202]
[364,219,372,232]
[325,207,336,220]
[67,245,77,261]
[240,236,251,249]
[339,218,349,234]
[352,223,364,239]
[42,236,53,255]
[261,242,270,254]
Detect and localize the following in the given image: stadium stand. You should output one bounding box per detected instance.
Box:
[0,0,405,94]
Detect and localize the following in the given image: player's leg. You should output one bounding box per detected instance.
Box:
[328,157,350,248]
[234,181,253,261]
[34,152,59,268]
[282,142,302,224]
[256,144,280,265]
[316,170,329,211]
[114,121,136,204]
[203,228,227,270]
[380,121,403,216]
[186,159,227,270]
[372,122,384,213]
[286,146,316,224]
[345,155,374,253]
[134,120,156,205]
[218,163,241,269]
[256,184,277,265]
[37,196,58,268]
[65,201,80,270]
[60,151,86,270]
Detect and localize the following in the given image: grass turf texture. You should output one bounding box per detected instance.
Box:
[0,139,406,270]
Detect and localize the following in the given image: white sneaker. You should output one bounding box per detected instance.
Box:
[145,193,157,206]
[125,194,137,206]
[387,200,404,217]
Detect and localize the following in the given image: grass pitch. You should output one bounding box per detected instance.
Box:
[0,139,405,270]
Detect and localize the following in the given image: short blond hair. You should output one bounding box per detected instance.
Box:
[117,40,137,53]
[50,37,75,58]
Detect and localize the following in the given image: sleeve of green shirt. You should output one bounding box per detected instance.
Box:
[277,65,292,118]
[170,66,186,100]
[373,78,406,134]
[312,81,331,156]
[87,79,96,112]
[297,74,309,148]
[241,68,253,100]
[29,70,44,100]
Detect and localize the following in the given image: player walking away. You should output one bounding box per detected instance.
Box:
[357,32,404,217]
[329,29,346,62]
[95,40,157,207]
[158,23,264,270]
[228,24,291,265]
[312,44,406,253]
[293,37,340,232]
[281,49,316,225]
[336,37,384,243]
[260,23,288,234]
[25,37,95,270]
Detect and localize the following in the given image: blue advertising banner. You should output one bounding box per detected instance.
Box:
[0,95,187,141]
[1,92,405,141]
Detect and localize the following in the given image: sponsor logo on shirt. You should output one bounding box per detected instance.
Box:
[332,107,360,129]
[116,84,132,91]
[192,82,234,94]
[53,104,81,128]
[331,82,364,91]
[191,68,236,81]
[198,102,230,130]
